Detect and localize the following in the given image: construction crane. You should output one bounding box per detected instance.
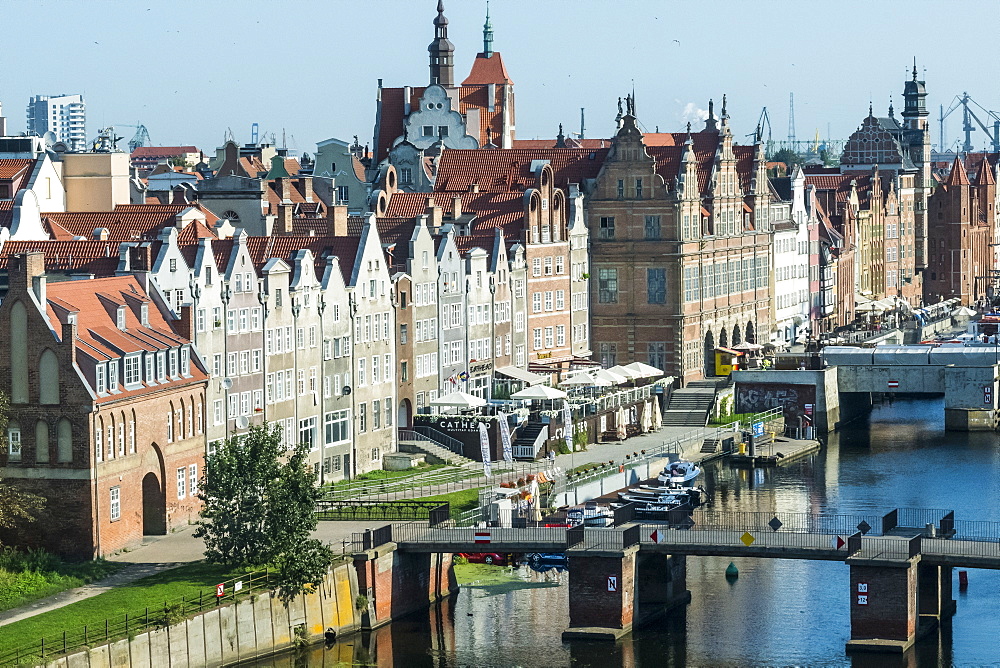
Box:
[746,107,773,153]
[939,93,1000,153]
[114,123,151,152]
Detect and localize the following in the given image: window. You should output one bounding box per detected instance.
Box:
[110,487,121,521]
[647,268,666,304]
[532,293,542,313]
[635,178,643,198]
[599,342,617,367]
[251,308,262,331]
[544,327,554,348]
[544,291,553,311]
[556,290,565,310]
[196,309,206,333]
[532,258,542,277]
[400,167,412,185]
[177,467,186,499]
[385,398,392,427]
[556,325,566,346]
[170,258,177,272]
[325,409,350,444]
[422,125,434,137]
[598,268,618,303]
[358,358,366,386]
[6,425,21,462]
[299,417,317,450]
[373,399,381,429]
[617,180,625,198]
[555,256,564,274]
[400,323,408,345]
[644,215,661,240]
[214,400,223,426]
[96,363,107,394]
[544,257,553,275]
[116,306,126,330]
[437,126,449,138]
[108,361,119,391]
[599,216,616,240]
[189,464,198,496]
[533,328,543,350]
[358,403,367,432]
[648,342,666,370]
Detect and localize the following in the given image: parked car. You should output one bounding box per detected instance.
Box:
[456,552,510,566]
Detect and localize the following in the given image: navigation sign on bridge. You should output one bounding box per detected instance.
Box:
[475,531,491,544]
[607,576,617,592]
[888,380,899,389]
[985,386,993,406]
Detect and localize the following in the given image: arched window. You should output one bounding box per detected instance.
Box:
[57,419,72,463]
[39,349,60,404]
[118,411,126,457]
[95,417,104,463]
[107,414,115,460]
[10,301,27,403]
[129,411,136,454]
[35,421,49,463]
[221,210,240,224]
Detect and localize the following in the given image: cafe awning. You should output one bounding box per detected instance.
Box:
[495,365,546,386]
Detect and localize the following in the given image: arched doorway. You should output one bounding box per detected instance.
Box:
[703,330,715,377]
[746,321,756,344]
[141,472,166,535]
[397,399,412,430]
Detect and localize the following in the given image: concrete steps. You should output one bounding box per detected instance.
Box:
[662,385,720,427]
[398,440,474,466]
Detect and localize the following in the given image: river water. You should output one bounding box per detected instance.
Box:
[260,397,1000,667]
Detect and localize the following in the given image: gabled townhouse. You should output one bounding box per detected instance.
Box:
[0,253,208,558]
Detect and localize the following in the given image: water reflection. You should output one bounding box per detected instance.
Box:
[257,397,999,667]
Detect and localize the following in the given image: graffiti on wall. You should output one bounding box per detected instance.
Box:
[736,383,817,421]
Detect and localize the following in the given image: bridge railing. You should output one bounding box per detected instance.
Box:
[849,535,921,561]
[689,510,886,537]
[923,536,1000,561]
[636,523,850,554]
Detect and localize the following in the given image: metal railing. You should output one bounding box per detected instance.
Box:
[0,568,276,666]
[411,426,467,455]
[316,499,450,522]
[689,510,885,537]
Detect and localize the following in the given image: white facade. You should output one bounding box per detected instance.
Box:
[772,173,810,344]
[27,94,86,151]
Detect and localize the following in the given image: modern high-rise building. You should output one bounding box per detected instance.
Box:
[26,94,86,150]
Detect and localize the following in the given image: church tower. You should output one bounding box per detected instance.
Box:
[428,0,455,86]
[902,60,931,271]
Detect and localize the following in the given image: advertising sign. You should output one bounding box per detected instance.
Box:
[498,412,513,462]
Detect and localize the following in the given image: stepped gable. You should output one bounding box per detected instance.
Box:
[0,240,122,275]
[42,275,205,403]
[641,130,757,195]
[433,147,607,193]
[805,172,871,213]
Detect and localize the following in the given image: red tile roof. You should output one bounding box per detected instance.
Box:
[41,275,205,403]
[945,155,970,186]
[176,220,217,243]
[244,235,363,284]
[511,138,611,149]
[433,147,607,193]
[0,240,122,275]
[114,203,219,225]
[43,210,186,242]
[386,190,526,238]
[462,52,513,85]
[0,159,35,181]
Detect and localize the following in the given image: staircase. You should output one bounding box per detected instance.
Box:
[512,423,547,460]
[662,381,722,427]
[397,429,474,466]
[700,438,722,454]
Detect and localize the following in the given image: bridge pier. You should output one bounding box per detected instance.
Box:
[918,563,956,621]
[354,543,458,631]
[562,546,639,641]
[634,552,691,622]
[846,557,922,654]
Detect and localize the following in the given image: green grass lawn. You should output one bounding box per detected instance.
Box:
[320,464,449,496]
[411,488,482,516]
[0,561,249,652]
[0,549,122,614]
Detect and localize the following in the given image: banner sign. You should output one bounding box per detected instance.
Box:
[498,412,513,462]
[479,422,491,477]
[563,403,574,454]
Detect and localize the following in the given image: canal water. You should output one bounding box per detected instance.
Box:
[257,397,1000,667]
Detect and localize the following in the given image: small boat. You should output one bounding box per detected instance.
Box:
[657,460,702,488]
[567,501,615,528]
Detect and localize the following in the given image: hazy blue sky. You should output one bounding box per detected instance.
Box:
[2,0,996,154]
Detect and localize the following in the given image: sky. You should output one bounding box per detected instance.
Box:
[2,0,998,155]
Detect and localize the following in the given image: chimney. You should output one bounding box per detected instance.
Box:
[129,244,153,272]
[469,183,479,193]
[175,304,195,341]
[302,177,315,202]
[279,203,293,234]
[329,204,349,236]
[451,194,462,219]
[9,252,45,298]
[425,197,443,228]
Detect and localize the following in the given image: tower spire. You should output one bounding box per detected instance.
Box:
[483,0,493,57]
[428,0,455,86]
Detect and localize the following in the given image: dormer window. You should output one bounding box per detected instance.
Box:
[116,306,126,330]
[145,352,155,383]
[124,355,141,386]
[96,363,107,394]
[169,349,178,378]
[107,360,119,391]
[180,346,191,377]
[140,304,149,327]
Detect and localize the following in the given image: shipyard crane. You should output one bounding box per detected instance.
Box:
[113,123,152,152]
[939,93,1000,153]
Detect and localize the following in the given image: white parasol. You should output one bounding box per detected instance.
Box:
[430,391,486,409]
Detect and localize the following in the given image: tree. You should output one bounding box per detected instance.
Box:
[0,393,45,535]
[771,148,804,172]
[195,423,332,599]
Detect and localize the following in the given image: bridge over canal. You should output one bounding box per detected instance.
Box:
[352,507,1000,654]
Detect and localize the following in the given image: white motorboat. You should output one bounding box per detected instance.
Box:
[567,501,615,527]
[657,460,702,488]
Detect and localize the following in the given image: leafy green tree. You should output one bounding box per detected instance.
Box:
[195,423,332,599]
[0,393,45,535]
[771,148,803,171]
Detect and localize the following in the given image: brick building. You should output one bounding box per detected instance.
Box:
[0,253,208,558]
[587,102,773,383]
[925,156,996,304]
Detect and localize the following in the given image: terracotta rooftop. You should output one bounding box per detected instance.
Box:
[0,159,35,181]
[433,147,607,193]
[243,235,363,284]
[462,52,513,85]
[114,203,219,225]
[0,240,122,276]
[945,155,970,187]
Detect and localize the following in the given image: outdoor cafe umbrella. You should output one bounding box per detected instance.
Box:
[623,361,664,379]
[855,301,886,313]
[430,391,486,409]
[593,368,628,385]
[651,395,662,430]
[954,306,977,317]
[559,372,598,387]
[641,400,653,433]
[510,385,568,401]
[609,364,643,381]
[731,341,764,352]
[615,406,628,440]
